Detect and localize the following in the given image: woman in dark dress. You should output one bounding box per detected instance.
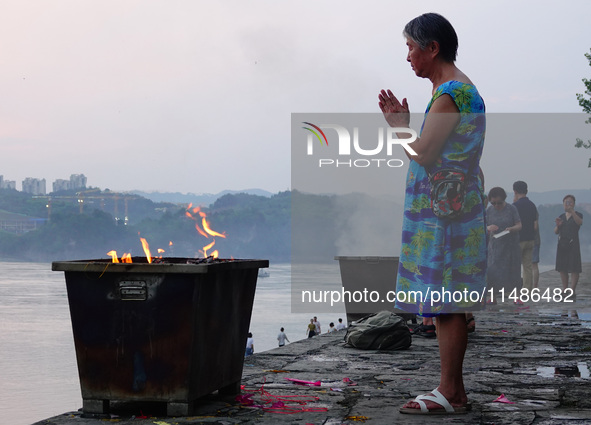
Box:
[555,194,583,295]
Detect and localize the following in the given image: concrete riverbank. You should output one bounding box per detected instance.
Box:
[35,265,591,424]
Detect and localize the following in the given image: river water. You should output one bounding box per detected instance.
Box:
[0,261,345,425]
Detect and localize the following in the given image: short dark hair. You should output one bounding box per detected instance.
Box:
[563,194,576,204]
[488,187,507,201]
[513,181,528,194]
[403,13,458,62]
[280,327,284,332]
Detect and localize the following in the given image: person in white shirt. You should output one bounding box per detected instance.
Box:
[336,318,346,331]
[327,322,336,332]
[277,327,290,347]
[313,316,321,334]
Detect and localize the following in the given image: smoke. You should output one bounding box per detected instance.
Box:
[333,193,403,257]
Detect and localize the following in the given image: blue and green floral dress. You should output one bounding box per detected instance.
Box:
[395,81,487,316]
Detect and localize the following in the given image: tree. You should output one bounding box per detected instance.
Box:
[575,48,591,167]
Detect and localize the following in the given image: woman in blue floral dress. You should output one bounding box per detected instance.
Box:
[378,13,486,415]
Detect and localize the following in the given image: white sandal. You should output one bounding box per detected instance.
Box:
[400,388,470,415]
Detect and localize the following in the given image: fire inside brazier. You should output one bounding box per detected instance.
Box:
[52,256,268,416]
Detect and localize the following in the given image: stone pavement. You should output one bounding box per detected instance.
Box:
[35,265,591,425]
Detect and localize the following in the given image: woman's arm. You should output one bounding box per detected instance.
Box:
[572,211,583,226]
[411,95,460,166]
[378,90,459,167]
[507,221,522,233]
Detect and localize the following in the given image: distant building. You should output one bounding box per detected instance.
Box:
[51,174,87,193]
[0,175,13,190]
[70,174,87,190]
[52,179,71,192]
[0,210,46,234]
[22,177,46,195]
[3,180,16,190]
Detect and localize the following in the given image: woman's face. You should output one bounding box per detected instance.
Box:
[563,197,575,211]
[489,197,505,211]
[406,38,433,78]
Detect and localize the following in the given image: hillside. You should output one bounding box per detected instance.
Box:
[0,188,589,266]
[0,188,290,262]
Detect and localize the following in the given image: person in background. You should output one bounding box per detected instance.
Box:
[336,318,346,331]
[512,181,538,295]
[412,317,436,338]
[245,332,254,357]
[306,319,316,338]
[277,327,290,347]
[327,322,336,333]
[486,187,522,302]
[313,316,322,335]
[555,194,583,296]
[532,210,541,289]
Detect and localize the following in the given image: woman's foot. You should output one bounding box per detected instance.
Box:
[400,388,469,414]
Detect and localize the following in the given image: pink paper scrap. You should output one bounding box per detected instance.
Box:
[493,394,516,404]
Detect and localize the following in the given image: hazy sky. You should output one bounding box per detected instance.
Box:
[1,0,590,194]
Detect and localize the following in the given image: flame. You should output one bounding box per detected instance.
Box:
[202,240,215,257]
[107,250,119,263]
[140,237,152,263]
[202,218,226,238]
[185,205,228,257]
[107,202,229,263]
[186,205,209,237]
[194,223,208,238]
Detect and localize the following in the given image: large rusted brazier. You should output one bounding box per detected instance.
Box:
[52,257,268,416]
